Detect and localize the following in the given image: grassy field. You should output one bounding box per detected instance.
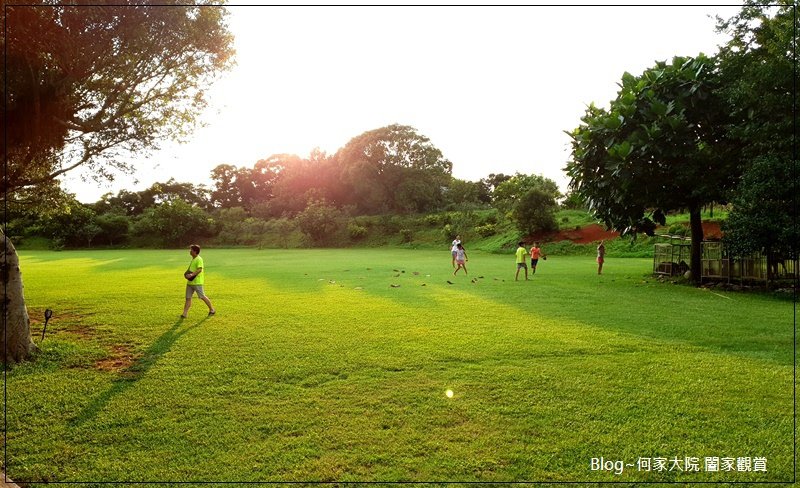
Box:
[9,248,794,483]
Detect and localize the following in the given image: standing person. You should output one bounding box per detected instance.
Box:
[453,243,469,276]
[515,241,529,281]
[597,240,606,275]
[529,241,547,275]
[182,244,216,318]
[450,234,462,268]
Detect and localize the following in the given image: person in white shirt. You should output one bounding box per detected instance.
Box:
[450,235,461,268]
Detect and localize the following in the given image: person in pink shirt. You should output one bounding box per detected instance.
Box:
[529,241,546,275]
[453,243,469,276]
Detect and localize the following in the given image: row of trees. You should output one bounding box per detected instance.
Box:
[11,160,561,248]
[565,2,797,282]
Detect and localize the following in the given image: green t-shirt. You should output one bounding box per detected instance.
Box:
[188,255,205,285]
[515,246,528,264]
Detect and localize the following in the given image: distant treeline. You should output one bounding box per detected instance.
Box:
[12,125,583,249]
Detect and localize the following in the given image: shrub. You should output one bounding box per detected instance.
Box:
[475,223,497,237]
[400,228,413,243]
[441,224,453,240]
[348,222,368,240]
[296,200,342,245]
[667,223,689,236]
[424,214,441,226]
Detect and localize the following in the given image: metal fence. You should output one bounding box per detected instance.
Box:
[654,238,798,285]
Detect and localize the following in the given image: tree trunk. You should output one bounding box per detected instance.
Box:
[689,205,704,286]
[1,230,38,363]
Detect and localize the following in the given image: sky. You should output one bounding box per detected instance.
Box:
[63,2,742,203]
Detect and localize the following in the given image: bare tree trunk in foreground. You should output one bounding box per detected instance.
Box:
[1,230,38,363]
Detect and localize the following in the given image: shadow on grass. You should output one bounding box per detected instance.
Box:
[70,316,210,425]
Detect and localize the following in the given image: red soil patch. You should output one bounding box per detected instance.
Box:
[700,221,723,239]
[95,344,139,373]
[531,220,724,244]
[550,223,619,244]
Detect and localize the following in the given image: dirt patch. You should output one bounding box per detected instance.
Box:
[700,221,723,239]
[28,309,97,339]
[552,223,619,244]
[531,220,724,244]
[95,344,140,373]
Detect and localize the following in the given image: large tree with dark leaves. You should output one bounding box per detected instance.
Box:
[1,1,234,362]
[717,3,798,266]
[565,54,740,283]
[336,124,453,214]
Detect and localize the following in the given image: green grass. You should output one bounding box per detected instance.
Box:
[10,249,794,483]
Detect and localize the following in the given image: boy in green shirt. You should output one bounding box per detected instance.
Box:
[515,241,529,281]
[182,244,216,318]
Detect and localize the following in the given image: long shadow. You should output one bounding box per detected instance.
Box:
[70,316,209,425]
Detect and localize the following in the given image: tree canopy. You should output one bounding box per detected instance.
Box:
[3,1,235,199]
[565,54,740,282]
[335,124,453,214]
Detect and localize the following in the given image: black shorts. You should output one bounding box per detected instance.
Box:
[531,259,539,267]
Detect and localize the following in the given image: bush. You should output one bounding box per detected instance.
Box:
[475,223,497,237]
[424,214,441,226]
[296,200,342,245]
[348,222,368,240]
[667,223,689,236]
[442,224,453,240]
[400,228,413,243]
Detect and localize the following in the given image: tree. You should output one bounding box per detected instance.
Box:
[492,173,560,217]
[565,55,739,283]
[210,164,243,209]
[1,2,234,362]
[512,189,559,237]
[95,213,131,246]
[716,3,797,269]
[336,124,453,214]
[134,200,213,248]
[716,2,795,161]
[723,156,798,272]
[296,200,342,246]
[479,173,513,203]
[444,178,486,208]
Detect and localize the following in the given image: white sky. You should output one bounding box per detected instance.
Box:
[64,2,742,203]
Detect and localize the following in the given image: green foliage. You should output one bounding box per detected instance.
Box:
[43,199,99,248]
[296,200,342,245]
[399,228,413,243]
[666,224,689,237]
[565,54,738,237]
[4,4,234,200]
[474,223,497,238]
[444,177,487,208]
[94,213,130,246]
[565,54,741,283]
[336,124,452,214]
[511,188,558,236]
[716,3,795,161]
[348,222,368,240]
[133,200,213,248]
[723,155,798,258]
[560,191,586,210]
[493,173,561,216]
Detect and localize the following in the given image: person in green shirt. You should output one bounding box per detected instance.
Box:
[515,241,529,281]
[182,244,216,318]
